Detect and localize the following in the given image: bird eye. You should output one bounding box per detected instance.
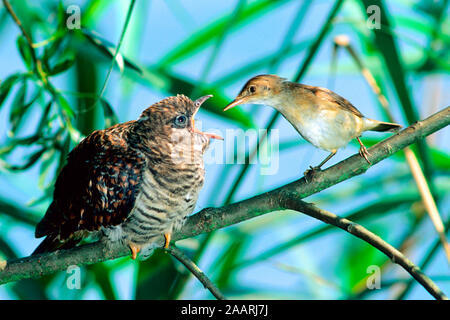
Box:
[249,85,256,93]
[174,115,187,127]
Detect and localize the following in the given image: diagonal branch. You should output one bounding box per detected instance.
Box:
[280,199,447,300]
[0,107,449,298]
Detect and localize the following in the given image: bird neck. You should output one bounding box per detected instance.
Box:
[130,122,208,167]
[262,84,313,129]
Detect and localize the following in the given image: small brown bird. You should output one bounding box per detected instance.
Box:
[33,94,221,259]
[224,74,401,176]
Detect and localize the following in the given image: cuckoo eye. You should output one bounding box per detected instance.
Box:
[249,85,256,94]
[174,115,187,128]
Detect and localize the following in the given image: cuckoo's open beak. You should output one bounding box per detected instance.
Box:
[223,97,246,111]
[191,95,223,140]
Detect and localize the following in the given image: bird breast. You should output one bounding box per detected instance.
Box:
[121,131,208,245]
[276,98,365,152]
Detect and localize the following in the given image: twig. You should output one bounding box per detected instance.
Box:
[2,0,37,63]
[2,0,49,87]
[0,107,448,298]
[166,246,226,300]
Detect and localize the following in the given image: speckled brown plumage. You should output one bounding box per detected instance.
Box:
[33,94,219,259]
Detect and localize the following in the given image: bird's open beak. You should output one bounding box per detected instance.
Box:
[191,95,223,140]
[223,97,246,111]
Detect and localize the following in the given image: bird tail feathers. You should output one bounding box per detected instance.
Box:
[31,235,80,256]
[365,119,402,132]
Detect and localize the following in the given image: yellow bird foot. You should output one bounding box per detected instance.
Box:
[164,233,171,249]
[129,242,141,260]
[356,137,371,165]
[359,145,371,165]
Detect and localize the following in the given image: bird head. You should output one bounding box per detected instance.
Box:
[223,74,286,111]
[139,94,222,141]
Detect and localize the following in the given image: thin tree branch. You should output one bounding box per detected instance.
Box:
[0,107,449,298]
[166,246,226,300]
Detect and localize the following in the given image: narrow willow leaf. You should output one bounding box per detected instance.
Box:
[6,147,47,171]
[38,148,56,189]
[80,29,142,74]
[49,55,76,75]
[9,80,28,135]
[16,36,34,70]
[0,73,22,108]
[0,135,40,156]
[42,31,66,62]
[56,93,75,119]
[36,100,53,134]
[10,85,42,136]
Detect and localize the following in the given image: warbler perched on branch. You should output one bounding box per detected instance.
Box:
[224,74,401,177]
[33,94,221,260]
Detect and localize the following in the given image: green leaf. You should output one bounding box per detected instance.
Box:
[16,36,34,69]
[36,100,53,134]
[42,31,66,62]
[56,93,75,119]
[9,85,42,136]
[0,135,40,156]
[0,73,22,108]
[49,55,76,75]
[9,80,28,135]
[80,28,142,75]
[4,147,47,171]
[38,148,56,189]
